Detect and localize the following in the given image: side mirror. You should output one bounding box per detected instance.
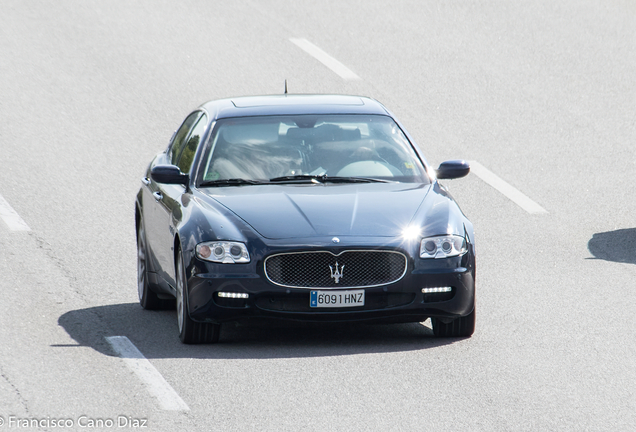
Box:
[151,164,189,186]
[436,160,470,180]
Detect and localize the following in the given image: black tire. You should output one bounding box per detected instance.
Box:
[137,219,174,310]
[432,305,476,338]
[176,249,220,344]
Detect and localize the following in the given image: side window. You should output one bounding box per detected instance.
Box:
[169,112,202,166]
[177,114,208,174]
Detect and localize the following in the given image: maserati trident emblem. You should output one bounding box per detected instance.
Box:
[329,262,345,284]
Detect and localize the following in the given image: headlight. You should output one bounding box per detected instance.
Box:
[420,235,467,259]
[196,241,250,263]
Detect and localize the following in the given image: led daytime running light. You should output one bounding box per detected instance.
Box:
[218,292,249,299]
[422,287,453,294]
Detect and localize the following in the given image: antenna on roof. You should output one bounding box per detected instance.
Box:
[284,80,288,95]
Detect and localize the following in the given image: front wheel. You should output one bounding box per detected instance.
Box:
[432,305,476,338]
[137,220,174,310]
[176,249,220,344]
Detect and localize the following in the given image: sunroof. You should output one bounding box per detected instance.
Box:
[231,95,365,108]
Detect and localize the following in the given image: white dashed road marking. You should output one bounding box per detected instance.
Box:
[469,161,548,214]
[0,193,30,231]
[106,336,190,412]
[290,38,361,81]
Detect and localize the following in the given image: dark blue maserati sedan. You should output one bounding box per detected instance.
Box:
[135,94,475,343]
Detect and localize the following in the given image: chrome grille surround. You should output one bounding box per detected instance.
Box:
[264,250,408,289]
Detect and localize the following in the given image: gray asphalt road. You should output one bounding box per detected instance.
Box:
[1,1,635,431]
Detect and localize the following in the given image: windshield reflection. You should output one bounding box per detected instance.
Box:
[199,115,427,185]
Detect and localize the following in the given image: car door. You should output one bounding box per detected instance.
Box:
[143,111,206,288]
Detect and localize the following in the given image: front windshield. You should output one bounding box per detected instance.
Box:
[197,114,428,184]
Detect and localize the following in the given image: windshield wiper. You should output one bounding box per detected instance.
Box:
[199,178,266,187]
[201,175,392,187]
[268,175,390,184]
[323,176,390,183]
[268,174,328,183]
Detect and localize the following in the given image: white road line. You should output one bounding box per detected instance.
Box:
[290,38,361,81]
[0,193,30,231]
[106,336,190,412]
[469,161,548,214]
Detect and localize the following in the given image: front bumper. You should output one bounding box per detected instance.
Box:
[185,255,475,324]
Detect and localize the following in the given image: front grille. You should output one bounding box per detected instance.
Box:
[264,250,407,289]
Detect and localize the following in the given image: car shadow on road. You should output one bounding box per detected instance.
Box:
[588,228,636,264]
[57,303,459,360]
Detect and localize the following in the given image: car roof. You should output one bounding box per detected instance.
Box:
[199,95,391,120]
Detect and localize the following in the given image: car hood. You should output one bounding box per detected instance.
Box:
[200,183,432,239]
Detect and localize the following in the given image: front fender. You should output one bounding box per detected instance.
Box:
[413,182,472,239]
[175,191,255,270]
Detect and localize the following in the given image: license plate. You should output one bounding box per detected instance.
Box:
[310,290,365,308]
